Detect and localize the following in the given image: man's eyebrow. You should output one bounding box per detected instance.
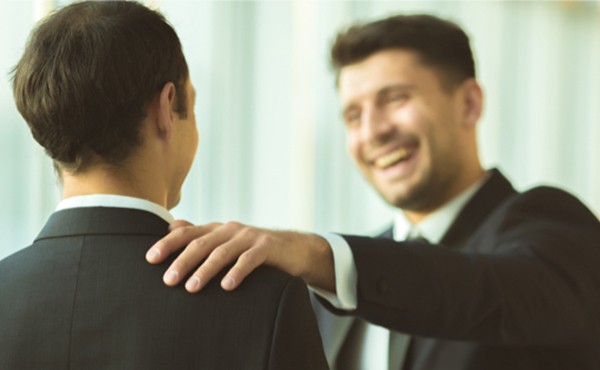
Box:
[377,84,415,95]
[341,84,415,112]
[341,102,359,116]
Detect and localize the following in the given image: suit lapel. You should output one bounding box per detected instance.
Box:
[370,170,518,370]
[441,169,516,249]
[403,170,517,369]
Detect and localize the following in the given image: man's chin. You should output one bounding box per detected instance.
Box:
[378,182,426,210]
[379,189,410,209]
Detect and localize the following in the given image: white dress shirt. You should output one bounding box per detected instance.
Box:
[56,194,174,223]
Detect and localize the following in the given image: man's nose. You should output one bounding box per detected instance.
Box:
[361,107,394,143]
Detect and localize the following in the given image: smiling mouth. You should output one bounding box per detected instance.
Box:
[374,148,412,169]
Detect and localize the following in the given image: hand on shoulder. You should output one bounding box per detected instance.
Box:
[146,220,335,293]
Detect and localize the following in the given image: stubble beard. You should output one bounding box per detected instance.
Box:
[383,165,455,214]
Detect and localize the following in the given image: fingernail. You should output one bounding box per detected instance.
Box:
[164,270,179,285]
[146,248,160,262]
[186,276,200,292]
[222,276,235,290]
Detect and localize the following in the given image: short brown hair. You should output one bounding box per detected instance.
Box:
[331,14,475,89]
[12,1,189,172]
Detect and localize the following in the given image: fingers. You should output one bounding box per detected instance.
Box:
[169,219,194,231]
[146,222,220,264]
[182,226,265,292]
[149,220,294,294]
[220,245,268,291]
[162,222,249,289]
[162,223,235,287]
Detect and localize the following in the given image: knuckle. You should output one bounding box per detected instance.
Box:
[188,237,205,251]
[197,254,218,272]
[194,267,208,280]
[170,219,190,229]
[238,251,256,266]
[224,221,243,230]
[210,247,230,264]
[253,243,268,255]
[239,226,257,239]
[172,226,190,239]
[256,234,272,248]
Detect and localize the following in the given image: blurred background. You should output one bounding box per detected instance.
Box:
[1,0,599,259]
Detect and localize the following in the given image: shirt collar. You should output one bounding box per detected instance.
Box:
[393,172,489,243]
[56,194,174,224]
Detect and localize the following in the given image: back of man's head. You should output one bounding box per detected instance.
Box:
[331,14,475,90]
[12,1,189,173]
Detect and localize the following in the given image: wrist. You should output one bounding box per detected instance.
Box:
[301,233,335,292]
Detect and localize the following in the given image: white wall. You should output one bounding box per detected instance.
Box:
[1,0,599,259]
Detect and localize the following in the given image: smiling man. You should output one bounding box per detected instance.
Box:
[0,2,327,369]
[340,47,483,222]
[147,14,600,370]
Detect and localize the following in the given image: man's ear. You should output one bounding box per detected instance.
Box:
[461,79,483,129]
[156,82,177,140]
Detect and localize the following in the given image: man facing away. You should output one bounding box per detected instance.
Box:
[147,14,600,370]
[0,2,327,369]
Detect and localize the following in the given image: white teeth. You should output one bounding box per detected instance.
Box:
[375,148,410,169]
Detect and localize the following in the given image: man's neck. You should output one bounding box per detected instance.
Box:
[404,167,487,224]
[60,166,168,208]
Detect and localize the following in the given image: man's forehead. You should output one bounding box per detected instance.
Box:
[338,54,415,101]
[337,49,443,105]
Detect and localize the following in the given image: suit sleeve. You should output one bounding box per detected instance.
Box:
[340,187,600,347]
[268,277,329,370]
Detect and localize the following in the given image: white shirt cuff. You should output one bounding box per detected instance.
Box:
[309,232,357,310]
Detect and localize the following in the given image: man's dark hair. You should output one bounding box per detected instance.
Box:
[12,1,189,172]
[331,14,475,89]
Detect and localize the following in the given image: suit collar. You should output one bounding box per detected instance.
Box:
[36,207,169,242]
[393,173,487,243]
[56,194,174,223]
[379,169,516,246]
[441,168,516,248]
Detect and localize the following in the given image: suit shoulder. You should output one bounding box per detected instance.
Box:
[0,244,44,279]
[484,185,600,243]
[519,186,588,204]
[509,186,598,224]
[241,265,306,295]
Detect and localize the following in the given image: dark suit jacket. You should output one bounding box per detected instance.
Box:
[0,207,328,370]
[321,169,600,369]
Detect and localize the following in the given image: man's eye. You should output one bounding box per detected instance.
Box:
[386,93,408,103]
[344,111,360,126]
